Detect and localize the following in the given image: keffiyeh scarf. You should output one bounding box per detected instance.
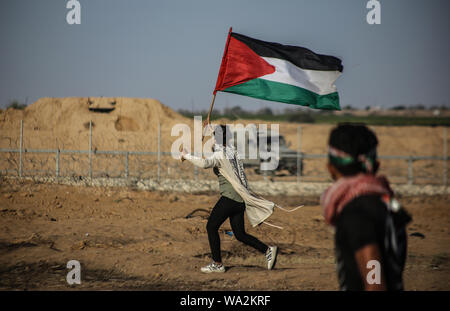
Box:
[321,173,394,226]
[214,144,248,189]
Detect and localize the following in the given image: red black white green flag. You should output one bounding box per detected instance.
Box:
[214,29,343,110]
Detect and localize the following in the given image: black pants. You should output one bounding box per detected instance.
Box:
[207,196,268,262]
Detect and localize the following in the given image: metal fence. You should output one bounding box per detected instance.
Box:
[1,120,449,186]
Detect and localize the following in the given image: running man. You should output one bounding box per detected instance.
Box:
[180,124,278,273]
[321,123,411,290]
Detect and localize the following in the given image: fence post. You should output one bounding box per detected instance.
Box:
[125,152,129,178]
[444,127,448,187]
[407,156,413,185]
[89,120,92,179]
[157,122,161,180]
[297,125,302,183]
[19,120,23,177]
[56,149,60,177]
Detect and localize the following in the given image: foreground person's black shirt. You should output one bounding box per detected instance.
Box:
[334,194,410,291]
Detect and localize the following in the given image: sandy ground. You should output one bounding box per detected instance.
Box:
[0,178,448,291]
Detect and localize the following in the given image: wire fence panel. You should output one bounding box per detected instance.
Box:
[21,151,55,177]
[0,152,19,175]
[0,121,448,186]
[127,153,156,179]
[92,153,125,179]
[60,152,89,178]
[378,158,409,184]
[1,148,449,185]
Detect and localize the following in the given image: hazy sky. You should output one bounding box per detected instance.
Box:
[1,0,449,112]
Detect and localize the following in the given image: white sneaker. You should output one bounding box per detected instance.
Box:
[200,262,226,273]
[266,246,278,270]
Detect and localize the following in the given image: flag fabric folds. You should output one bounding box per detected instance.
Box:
[214,29,343,110]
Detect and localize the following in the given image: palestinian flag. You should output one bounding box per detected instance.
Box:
[214,29,343,110]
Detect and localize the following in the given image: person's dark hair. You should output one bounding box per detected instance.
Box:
[328,123,379,176]
[213,124,232,146]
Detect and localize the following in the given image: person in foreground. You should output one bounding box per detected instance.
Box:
[321,123,411,291]
[180,124,278,273]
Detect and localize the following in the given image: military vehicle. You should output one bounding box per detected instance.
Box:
[231,128,303,176]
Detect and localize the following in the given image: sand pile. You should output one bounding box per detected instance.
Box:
[0,97,192,151]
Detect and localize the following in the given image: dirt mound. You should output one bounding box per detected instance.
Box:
[0,97,187,132]
[0,97,191,151]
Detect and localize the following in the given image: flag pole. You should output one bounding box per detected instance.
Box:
[206,93,216,125]
[202,93,216,142]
